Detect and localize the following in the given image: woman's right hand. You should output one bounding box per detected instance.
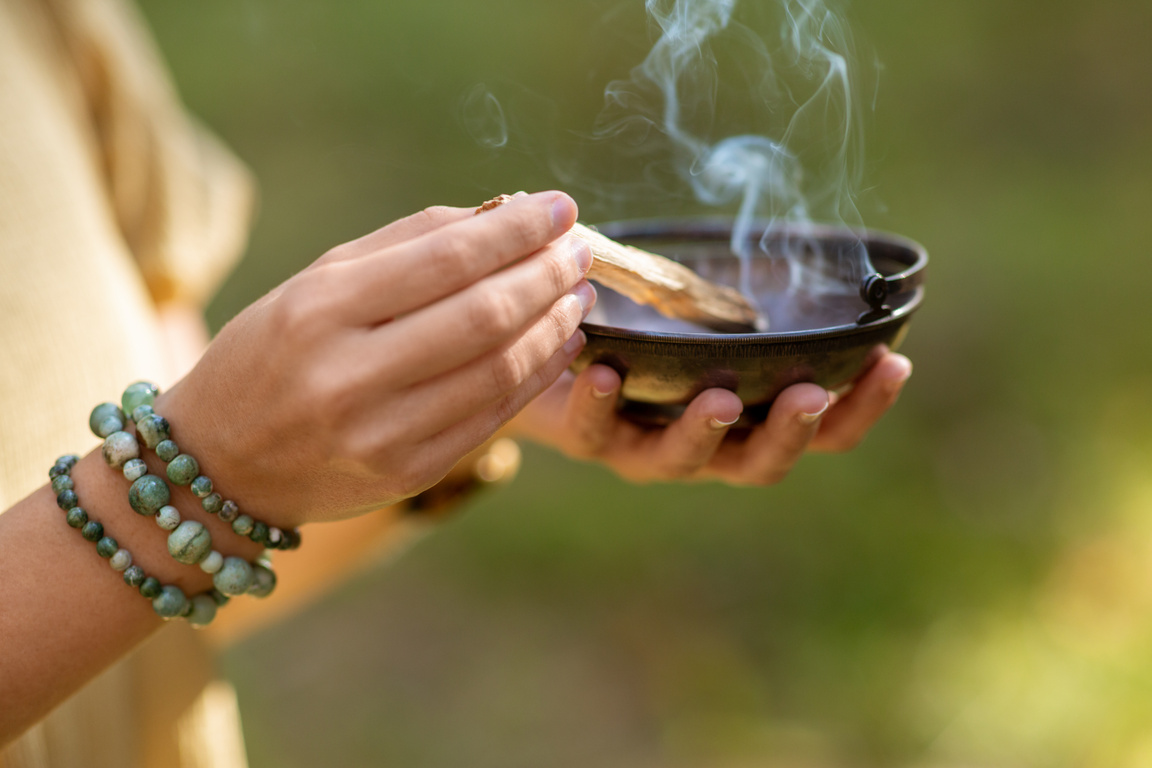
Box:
[158,191,595,527]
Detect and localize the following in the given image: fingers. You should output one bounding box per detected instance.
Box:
[417,328,591,472]
[809,353,912,453]
[315,205,476,265]
[557,364,625,457]
[338,191,579,323]
[376,237,594,388]
[708,383,829,485]
[383,282,596,441]
[625,389,742,479]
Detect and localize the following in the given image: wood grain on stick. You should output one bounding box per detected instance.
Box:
[477,195,761,333]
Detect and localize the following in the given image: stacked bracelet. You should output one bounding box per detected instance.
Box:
[94,382,301,552]
[48,455,224,626]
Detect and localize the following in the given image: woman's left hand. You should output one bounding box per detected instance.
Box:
[509,351,912,485]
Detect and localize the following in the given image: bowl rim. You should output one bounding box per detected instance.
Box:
[582,218,927,344]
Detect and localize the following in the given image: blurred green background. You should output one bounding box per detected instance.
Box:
[135,0,1152,765]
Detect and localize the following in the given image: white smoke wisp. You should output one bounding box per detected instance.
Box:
[594,0,872,312]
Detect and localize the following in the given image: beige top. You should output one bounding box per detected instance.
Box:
[0,0,254,764]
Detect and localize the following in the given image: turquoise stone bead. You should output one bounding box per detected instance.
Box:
[129,475,170,516]
[167,521,212,565]
[122,459,148,482]
[218,500,239,523]
[123,565,145,588]
[89,403,126,438]
[152,585,189,619]
[167,455,199,486]
[186,594,218,628]
[110,549,132,571]
[266,527,283,548]
[102,431,140,469]
[96,536,118,558]
[210,588,231,607]
[249,521,269,546]
[212,557,254,596]
[155,505,181,531]
[201,493,223,515]
[55,455,79,472]
[65,507,88,528]
[231,514,254,536]
[56,489,78,511]
[51,475,74,495]
[81,520,104,542]
[136,414,171,450]
[139,577,162,598]
[247,563,277,598]
[121,382,158,416]
[199,550,224,574]
[131,404,154,423]
[156,440,179,463]
[190,476,213,498]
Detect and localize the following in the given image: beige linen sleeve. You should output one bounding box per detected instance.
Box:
[45,0,256,307]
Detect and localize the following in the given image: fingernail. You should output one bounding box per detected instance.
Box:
[591,385,616,400]
[570,238,593,274]
[563,329,587,355]
[797,402,830,426]
[886,356,913,393]
[513,191,530,198]
[570,281,597,317]
[710,416,740,430]
[551,195,577,231]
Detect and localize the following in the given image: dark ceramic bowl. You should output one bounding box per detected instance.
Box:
[573,219,927,427]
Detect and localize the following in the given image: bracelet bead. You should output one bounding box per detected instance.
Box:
[155,505,181,531]
[123,565,145,587]
[248,563,277,598]
[199,551,224,574]
[155,439,179,463]
[121,381,158,416]
[213,557,254,596]
[96,536,119,558]
[51,475,75,495]
[122,459,149,482]
[89,403,126,439]
[190,476,213,499]
[187,594,218,627]
[65,507,88,528]
[81,520,104,542]
[139,577,162,599]
[210,588,230,607]
[56,489,79,511]
[152,585,189,619]
[218,500,239,523]
[128,475,170,516]
[201,493,224,516]
[231,515,254,537]
[167,455,199,486]
[131,404,154,423]
[102,432,140,469]
[136,414,170,450]
[109,549,133,571]
[167,521,213,565]
[249,521,269,546]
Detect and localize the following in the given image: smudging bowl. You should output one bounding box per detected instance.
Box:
[573,219,927,427]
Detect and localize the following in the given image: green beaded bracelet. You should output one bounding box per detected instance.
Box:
[46,455,217,626]
[104,383,302,552]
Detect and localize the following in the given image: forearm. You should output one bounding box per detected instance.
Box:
[0,448,261,745]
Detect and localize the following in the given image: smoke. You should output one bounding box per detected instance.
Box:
[594,0,873,303]
[460,83,510,150]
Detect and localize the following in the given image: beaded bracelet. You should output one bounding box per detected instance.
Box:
[48,454,225,626]
[92,382,301,552]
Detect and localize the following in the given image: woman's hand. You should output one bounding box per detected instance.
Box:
[510,351,912,484]
[158,192,596,526]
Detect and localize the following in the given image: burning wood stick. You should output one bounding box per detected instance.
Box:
[477,195,762,333]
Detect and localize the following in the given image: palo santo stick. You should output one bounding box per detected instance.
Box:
[477,195,762,333]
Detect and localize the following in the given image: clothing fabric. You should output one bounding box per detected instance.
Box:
[0,0,254,764]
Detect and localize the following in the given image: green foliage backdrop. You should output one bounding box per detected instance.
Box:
[136,0,1152,765]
